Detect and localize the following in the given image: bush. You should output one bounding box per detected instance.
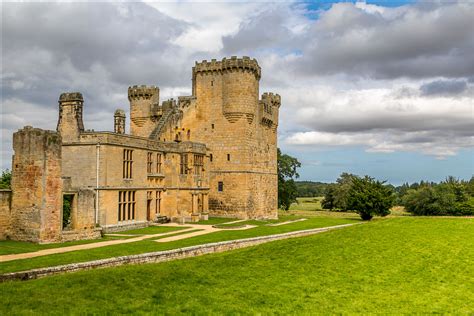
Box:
[346,176,394,220]
[402,181,474,216]
[0,169,11,189]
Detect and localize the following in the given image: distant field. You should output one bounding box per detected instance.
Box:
[289,196,411,217]
[1,217,472,314]
[289,197,324,211]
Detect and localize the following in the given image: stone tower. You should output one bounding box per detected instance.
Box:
[114,109,126,134]
[10,127,63,243]
[56,92,85,142]
[128,85,160,137]
[187,56,280,218]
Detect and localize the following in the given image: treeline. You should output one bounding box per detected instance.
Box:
[316,173,474,216]
[396,176,474,216]
[295,181,330,197]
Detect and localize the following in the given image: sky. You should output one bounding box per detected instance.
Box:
[1,0,473,185]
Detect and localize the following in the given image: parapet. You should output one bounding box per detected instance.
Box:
[59,92,83,103]
[261,92,281,108]
[128,85,159,101]
[193,56,261,80]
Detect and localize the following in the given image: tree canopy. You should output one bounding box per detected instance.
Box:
[347,176,394,220]
[277,149,301,210]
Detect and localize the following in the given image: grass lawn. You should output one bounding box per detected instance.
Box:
[0,217,472,314]
[289,197,324,211]
[0,236,130,256]
[0,216,355,274]
[193,217,236,225]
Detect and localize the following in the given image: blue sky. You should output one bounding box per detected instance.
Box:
[1,1,473,185]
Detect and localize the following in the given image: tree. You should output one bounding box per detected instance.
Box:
[0,169,11,189]
[347,176,394,220]
[333,172,357,211]
[321,184,337,210]
[277,148,301,210]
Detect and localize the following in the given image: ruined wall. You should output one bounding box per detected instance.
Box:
[10,127,63,243]
[0,190,12,240]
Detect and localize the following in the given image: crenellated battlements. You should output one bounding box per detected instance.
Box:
[193,56,261,80]
[260,92,281,108]
[128,85,159,101]
[59,92,83,103]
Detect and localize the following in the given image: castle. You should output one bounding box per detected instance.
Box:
[0,56,280,243]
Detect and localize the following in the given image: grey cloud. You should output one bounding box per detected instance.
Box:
[293,2,474,79]
[1,2,194,170]
[420,79,468,96]
[221,6,298,55]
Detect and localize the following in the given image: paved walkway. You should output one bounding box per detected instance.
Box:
[266,218,307,226]
[0,227,196,263]
[155,223,256,243]
[0,223,256,263]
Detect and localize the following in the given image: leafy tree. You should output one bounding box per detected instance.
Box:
[331,173,357,211]
[321,184,337,210]
[402,178,474,216]
[346,176,394,220]
[0,169,11,189]
[277,149,301,210]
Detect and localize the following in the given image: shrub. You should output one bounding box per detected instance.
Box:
[346,176,394,220]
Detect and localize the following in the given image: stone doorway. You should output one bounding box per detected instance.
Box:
[62,194,74,230]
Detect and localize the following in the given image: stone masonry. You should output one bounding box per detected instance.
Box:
[1,56,280,243]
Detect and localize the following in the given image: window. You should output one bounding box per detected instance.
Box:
[118,190,136,221]
[211,80,214,86]
[147,152,153,173]
[210,154,213,162]
[180,154,188,174]
[227,154,230,161]
[218,181,224,192]
[123,149,133,179]
[155,191,161,214]
[211,124,214,130]
[194,154,204,175]
[156,153,162,173]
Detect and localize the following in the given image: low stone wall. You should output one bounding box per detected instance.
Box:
[0,223,358,282]
[0,190,12,240]
[61,228,102,243]
[101,221,148,233]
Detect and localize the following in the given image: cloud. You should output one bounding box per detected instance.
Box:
[283,85,474,158]
[290,2,474,79]
[420,79,468,96]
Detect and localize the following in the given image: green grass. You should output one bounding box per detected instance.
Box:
[1,217,472,314]
[193,217,236,225]
[0,236,129,256]
[111,225,187,235]
[289,197,324,211]
[0,216,355,274]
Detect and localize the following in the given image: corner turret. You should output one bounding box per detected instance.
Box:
[128,85,160,137]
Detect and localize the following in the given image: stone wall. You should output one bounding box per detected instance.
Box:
[10,127,63,243]
[0,190,12,239]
